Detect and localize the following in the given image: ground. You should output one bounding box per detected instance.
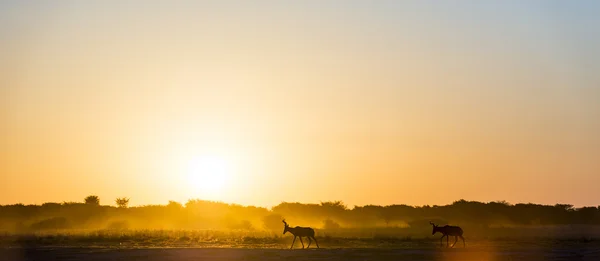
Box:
[2,240,600,261]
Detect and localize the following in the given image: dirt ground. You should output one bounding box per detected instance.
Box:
[2,244,600,261]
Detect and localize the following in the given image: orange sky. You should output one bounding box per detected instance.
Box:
[1,2,599,208]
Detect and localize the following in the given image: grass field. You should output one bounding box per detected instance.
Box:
[1,230,599,260]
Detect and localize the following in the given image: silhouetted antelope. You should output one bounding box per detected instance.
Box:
[430,221,465,248]
[282,219,319,249]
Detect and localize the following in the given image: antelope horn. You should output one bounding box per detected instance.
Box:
[429,221,435,225]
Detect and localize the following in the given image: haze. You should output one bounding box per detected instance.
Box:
[1,1,599,208]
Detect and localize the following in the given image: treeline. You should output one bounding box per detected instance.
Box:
[1,198,599,233]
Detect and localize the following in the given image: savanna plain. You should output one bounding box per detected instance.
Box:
[2,200,600,260]
[2,231,600,261]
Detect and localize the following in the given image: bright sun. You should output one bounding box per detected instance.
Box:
[186,155,231,196]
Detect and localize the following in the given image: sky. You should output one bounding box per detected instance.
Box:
[1,1,599,208]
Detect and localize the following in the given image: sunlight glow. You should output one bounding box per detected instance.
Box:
[186,155,231,197]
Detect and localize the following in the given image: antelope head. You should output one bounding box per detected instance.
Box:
[282,219,289,235]
[430,221,438,235]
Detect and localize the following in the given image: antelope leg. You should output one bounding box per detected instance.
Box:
[313,236,320,248]
[290,236,296,249]
[440,235,445,247]
[299,236,305,249]
[446,235,449,248]
[452,236,458,248]
[307,236,312,248]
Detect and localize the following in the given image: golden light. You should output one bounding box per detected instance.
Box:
[185,155,231,197]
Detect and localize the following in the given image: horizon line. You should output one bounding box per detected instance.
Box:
[2,198,597,210]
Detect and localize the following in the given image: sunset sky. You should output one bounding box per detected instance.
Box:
[1,1,599,208]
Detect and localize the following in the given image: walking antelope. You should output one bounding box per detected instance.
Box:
[430,222,465,248]
[282,219,319,249]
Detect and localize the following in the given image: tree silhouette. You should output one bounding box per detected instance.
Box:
[115,197,130,208]
[1,198,600,233]
[84,195,100,205]
[167,200,183,209]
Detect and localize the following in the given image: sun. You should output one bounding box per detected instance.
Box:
[185,155,231,197]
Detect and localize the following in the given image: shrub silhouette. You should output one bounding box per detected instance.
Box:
[167,200,183,209]
[106,220,130,230]
[115,197,130,208]
[323,218,341,230]
[30,217,70,230]
[84,195,100,205]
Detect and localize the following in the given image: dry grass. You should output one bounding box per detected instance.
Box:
[1,228,598,249]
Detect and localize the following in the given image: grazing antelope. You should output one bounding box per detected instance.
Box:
[282,219,319,249]
[430,222,465,248]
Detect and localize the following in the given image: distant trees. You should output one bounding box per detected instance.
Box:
[320,201,347,211]
[167,200,183,209]
[84,195,100,205]
[1,198,600,234]
[379,207,394,226]
[115,197,130,208]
